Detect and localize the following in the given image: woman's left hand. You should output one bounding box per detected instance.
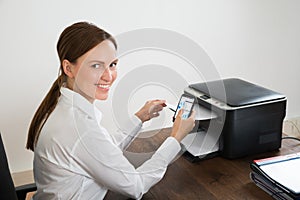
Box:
[135,99,167,123]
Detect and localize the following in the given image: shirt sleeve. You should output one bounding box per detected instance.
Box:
[71,128,181,199]
[109,115,143,150]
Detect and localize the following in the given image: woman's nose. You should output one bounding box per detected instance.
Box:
[101,67,112,82]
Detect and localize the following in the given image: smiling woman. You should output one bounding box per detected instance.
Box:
[63,40,119,102]
[26,22,118,151]
[25,21,195,200]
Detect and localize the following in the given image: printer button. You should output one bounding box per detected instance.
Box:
[200,95,210,100]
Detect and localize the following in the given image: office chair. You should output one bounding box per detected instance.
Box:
[0,132,36,200]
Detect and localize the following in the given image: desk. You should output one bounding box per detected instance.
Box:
[105,128,300,200]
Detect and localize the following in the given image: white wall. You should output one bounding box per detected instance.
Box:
[1,0,300,173]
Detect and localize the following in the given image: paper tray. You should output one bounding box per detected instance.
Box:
[181,131,219,158]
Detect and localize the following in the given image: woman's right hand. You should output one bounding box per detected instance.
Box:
[171,109,196,142]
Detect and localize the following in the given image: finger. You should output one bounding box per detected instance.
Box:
[176,109,183,118]
[152,99,166,106]
[149,106,159,114]
[154,112,160,117]
[151,105,164,115]
[150,112,160,118]
[150,103,165,113]
[154,104,164,112]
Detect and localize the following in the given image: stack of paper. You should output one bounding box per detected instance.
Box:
[250,153,300,199]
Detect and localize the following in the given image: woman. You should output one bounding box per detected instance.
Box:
[26,22,195,199]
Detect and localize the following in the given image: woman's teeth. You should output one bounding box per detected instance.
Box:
[97,84,110,88]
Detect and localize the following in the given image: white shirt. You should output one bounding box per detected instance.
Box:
[33,87,181,200]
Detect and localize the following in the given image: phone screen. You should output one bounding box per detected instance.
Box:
[174,95,195,120]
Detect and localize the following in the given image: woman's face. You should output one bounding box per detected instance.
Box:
[65,40,118,102]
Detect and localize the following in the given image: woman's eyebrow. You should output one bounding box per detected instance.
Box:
[88,60,105,64]
[111,58,119,63]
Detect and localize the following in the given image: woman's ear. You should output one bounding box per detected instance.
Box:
[62,59,75,78]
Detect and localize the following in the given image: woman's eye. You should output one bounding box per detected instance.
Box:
[92,64,101,69]
[110,62,117,68]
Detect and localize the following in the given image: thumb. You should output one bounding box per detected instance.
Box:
[177,109,183,117]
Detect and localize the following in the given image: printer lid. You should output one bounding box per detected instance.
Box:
[189,78,286,107]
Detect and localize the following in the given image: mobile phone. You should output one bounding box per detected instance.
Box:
[173,94,195,122]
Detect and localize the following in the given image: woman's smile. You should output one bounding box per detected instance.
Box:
[95,83,111,91]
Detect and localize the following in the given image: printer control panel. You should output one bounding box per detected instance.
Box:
[184,87,231,110]
[200,95,210,100]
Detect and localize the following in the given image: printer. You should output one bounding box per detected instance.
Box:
[181,78,286,160]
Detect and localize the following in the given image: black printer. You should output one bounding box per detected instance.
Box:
[183,78,287,159]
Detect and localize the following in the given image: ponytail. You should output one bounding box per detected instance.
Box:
[26,74,65,151]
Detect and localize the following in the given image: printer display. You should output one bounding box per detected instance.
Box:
[181,78,287,160]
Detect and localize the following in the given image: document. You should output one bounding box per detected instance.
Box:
[181,131,219,157]
[193,104,217,120]
[251,152,300,199]
[250,172,295,200]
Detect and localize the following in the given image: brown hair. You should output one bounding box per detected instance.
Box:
[26,22,117,151]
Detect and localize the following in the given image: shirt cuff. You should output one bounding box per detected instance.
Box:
[154,137,181,164]
[119,115,143,138]
[131,114,143,128]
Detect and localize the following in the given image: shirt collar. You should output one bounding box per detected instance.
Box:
[60,87,102,122]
